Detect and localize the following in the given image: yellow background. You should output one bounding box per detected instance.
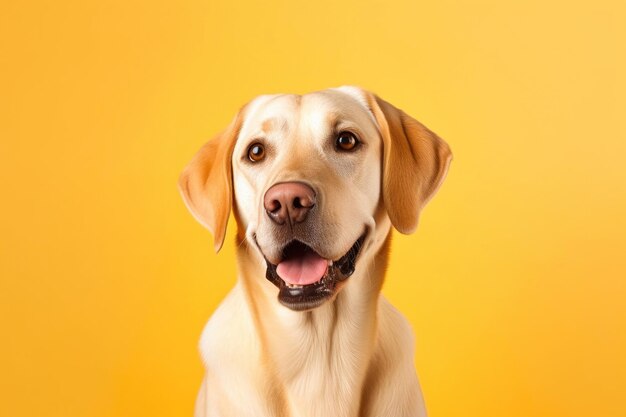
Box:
[1,1,624,416]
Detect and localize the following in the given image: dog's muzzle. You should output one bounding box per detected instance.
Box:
[263,233,366,311]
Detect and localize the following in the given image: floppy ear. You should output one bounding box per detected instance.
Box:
[365,92,452,234]
[178,109,245,252]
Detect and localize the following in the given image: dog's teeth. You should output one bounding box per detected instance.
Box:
[328,260,333,266]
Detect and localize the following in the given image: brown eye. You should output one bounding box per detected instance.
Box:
[247,142,265,162]
[336,131,359,151]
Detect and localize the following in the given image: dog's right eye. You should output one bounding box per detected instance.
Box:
[247,143,266,162]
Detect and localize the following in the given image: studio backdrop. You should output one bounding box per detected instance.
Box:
[1,1,624,416]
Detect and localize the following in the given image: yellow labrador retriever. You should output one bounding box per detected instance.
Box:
[179,86,452,417]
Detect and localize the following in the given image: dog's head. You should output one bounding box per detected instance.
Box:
[179,86,452,311]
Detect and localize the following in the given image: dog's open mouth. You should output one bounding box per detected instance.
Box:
[265,234,366,311]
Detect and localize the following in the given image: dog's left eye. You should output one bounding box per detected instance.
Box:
[336,131,359,151]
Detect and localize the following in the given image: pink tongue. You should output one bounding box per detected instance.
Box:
[276,251,328,286]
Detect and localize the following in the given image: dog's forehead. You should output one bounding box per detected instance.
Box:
[300,89,376,130]
[239,88,376,139]
[239,94,298,137]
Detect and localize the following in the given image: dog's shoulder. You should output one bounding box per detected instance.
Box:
[196,284,288,416]
[198,283,261,369]
[377,296,416,358]
[359,297,427,417]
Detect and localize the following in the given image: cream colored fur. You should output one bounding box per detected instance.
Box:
[179,86,452,417]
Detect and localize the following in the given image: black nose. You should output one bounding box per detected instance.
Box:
[264,182,316,226]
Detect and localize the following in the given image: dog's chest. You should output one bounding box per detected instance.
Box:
[266,308,377,417]
[283,364,362,417]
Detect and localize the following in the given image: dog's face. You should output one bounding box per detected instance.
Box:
[231,88,381,309]
[179,86,451,311]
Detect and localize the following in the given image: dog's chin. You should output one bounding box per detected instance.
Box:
[263,233,367,312]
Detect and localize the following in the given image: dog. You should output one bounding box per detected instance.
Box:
[179,86,452,417]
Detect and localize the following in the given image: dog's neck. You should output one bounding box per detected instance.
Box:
[236,221,392,417]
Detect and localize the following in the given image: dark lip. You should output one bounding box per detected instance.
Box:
[263,233,367,311]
